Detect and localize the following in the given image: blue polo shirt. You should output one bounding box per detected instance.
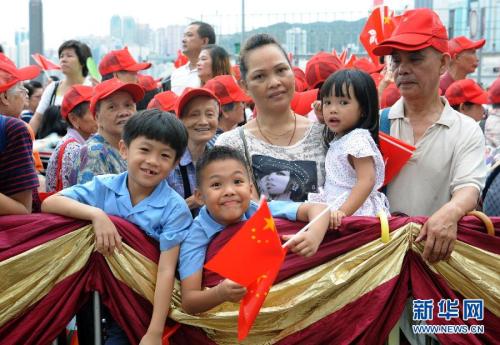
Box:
[178,200,299,280]
[60,172,192,251]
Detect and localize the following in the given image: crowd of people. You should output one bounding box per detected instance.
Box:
[1,7,499,345]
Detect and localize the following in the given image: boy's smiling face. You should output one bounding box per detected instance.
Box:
[195,159,253,226]
[120,136,179,197]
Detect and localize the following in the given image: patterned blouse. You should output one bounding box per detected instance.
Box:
[74,133,127,184]
[46,128,86,191]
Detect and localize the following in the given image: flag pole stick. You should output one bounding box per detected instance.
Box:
[282,191,348,249]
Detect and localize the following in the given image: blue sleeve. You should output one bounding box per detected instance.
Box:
[177,222,207,280]
[59,176,104,207]
[159,198,192,251]
[268,201,299,221]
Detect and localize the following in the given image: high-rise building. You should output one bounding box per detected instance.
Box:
[136,23,152,47]
[286,27,307,56]
[414,0,433,8]
[110,15,122,41]
[15,30,30,67]
[29,0,43,64]
[165,25,184,57]
[122,17,137,45]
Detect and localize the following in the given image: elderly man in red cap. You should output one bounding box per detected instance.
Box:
[439,36,486,94]
[0,53,41,214]
[373,8,486,262]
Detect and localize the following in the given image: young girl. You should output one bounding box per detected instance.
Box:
[308,69,390,227]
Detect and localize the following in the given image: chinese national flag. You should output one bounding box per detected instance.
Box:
[31,53,61,70]
[204,198,286,340]
[359,6,397,65]
[379,131,416,186]
[174,50,188,68]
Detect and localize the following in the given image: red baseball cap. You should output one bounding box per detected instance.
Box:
[175,87,220,118]
[449,36,486,58]
[305,52,344,89]
[203,75,251,105]
[0,53,40,92]
[352,58,383,74]
[89,78,145,116]
[147,91,178,112]
[293,66,308,92]
[445,79,488,106]
[137,73,159,92]
[488,77,500,105]
[61,85,93,118]
[98,47,152,76]
[373,8,449,56]
[291,88,318,116]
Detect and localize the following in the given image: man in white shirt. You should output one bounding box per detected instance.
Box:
[171,21,216,95]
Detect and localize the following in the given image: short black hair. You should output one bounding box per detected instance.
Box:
[58,40,92,77]
[320,69,380,145]
[122,109,188,161]
[195,146,249,187]
[24,80,43,98]
[190,21,216,44]
[239,34,290,81]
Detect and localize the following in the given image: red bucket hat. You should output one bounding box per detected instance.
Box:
[203,75,251,105]
[147,91,178,112]
[449,36,486,58]
[373,8,449,56]
[175,87,220,118]
[89,78,145,116]
[137,74,159,92]
[305,52,344,89]
[488,77,500,105]
[99,47,152,76]
[0,53,40,92]
[445,79,488,106]
[292,66,308,92]
[291,89,318,116]
[61,85,93,118]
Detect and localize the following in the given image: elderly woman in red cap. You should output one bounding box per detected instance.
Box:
[373,8,486,263]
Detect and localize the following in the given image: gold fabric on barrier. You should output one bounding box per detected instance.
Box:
[0,225,94,327]
[169,226,409,345]
[412,232,500,317]
[105,243,157,304]
[1,222,498,345]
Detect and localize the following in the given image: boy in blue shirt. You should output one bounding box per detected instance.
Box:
[179,146,330,314]
[42,109,191,344]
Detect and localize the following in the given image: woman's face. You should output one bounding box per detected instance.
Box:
[28,87,43,112]
[181,97,219,146]
[242,44,294,113]
[260,170,291,195]
[197,49,213,83]
[59,48,83,76]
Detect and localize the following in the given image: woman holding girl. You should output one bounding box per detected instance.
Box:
[216,34,326,202]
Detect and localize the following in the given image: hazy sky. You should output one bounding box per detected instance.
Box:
[2,0,412,49]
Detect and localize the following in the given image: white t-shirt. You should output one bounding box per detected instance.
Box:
[215,122,327,202]
[170,64,201,95]
[36,82,63,115]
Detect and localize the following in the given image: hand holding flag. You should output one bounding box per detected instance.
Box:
[204,197,285,340]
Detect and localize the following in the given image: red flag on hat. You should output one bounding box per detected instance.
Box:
[174,50,188,68]
[339,49,348,64]
[204,197,286,340]
[345,54,358,68]
[359,6,396,66]
[379,131,416,186]
[31,53,61,70]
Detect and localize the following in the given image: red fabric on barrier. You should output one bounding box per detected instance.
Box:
[409,251,499,345]
[0,215,159,345]
[203,216,410,287]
